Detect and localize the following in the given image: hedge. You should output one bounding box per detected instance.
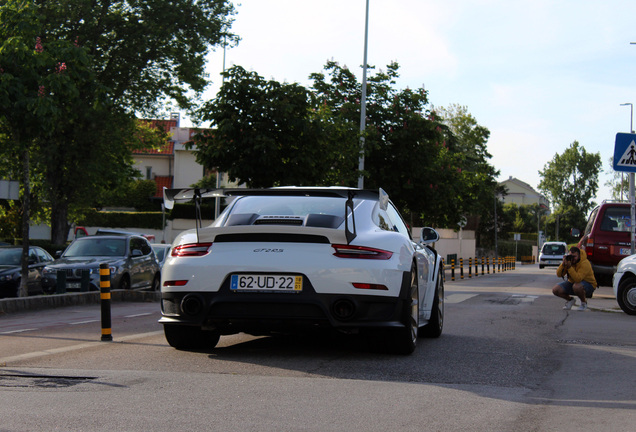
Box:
[77,210,164,230]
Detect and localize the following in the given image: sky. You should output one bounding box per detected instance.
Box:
[185,0,636,206]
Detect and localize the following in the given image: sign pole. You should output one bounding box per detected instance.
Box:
[631,173,635,254]
[613,132,636,254]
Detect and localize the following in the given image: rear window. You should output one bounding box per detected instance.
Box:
[542,244,566,255]
[600,207,631,232]
[228,196,351,218]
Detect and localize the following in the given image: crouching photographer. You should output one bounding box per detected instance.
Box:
[551,236,597,311]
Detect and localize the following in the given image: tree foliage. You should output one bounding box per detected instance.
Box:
[191,65,360,188]
[605,156,629,201]
[192,61,499,228]
[0,0,236,246]
[538,141,602,218]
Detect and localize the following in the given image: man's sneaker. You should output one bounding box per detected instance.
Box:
[563,298,576,310]
[577,302,589,311]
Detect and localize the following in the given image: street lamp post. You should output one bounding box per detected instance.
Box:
[620,102,635,254]
[357,0,370,189]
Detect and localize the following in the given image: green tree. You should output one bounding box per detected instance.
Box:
[191,65,360,187]
[437,104,500,228]
[605,156,629,200]
[538,141,602,219]
[1,0,236,246]
[0,0,102,294]
[310,61,469,226]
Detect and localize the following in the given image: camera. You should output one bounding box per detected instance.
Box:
[564,254,575,264]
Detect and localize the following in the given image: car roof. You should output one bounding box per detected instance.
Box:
[75,234,142,241]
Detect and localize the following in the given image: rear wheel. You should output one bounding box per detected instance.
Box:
[387,265,418,355]
[617,277,636,315]
[151,273,161,291]
[421,268,444,338]
[118,274,130,290]
[164,324,220,350]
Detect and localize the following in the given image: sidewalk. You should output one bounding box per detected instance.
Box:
[588,285,622,313]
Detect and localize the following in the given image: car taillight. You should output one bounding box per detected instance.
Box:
[171,243,213,257]
[352,283,389,290]
[586,237,594,256]
[163,280,188,286]
[331,244,393,260]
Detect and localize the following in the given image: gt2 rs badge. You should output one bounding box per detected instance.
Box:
[253,248,284,253]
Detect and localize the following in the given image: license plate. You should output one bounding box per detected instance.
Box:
[620,248,631,256]
[230,274,302,292]
[66,282,81,289]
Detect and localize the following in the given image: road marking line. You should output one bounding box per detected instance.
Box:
[445,293,478,304]
[124,313,153,318]
[69,320,100,325]
[0,331,164,365]
[0,328,38,334]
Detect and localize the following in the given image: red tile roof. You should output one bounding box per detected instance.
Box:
[154,176,173,197]
[133,141,174,155]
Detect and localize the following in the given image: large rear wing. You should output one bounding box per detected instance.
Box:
[163,187,389,245]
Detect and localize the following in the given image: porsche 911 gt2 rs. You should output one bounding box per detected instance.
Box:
[159,187,444,354]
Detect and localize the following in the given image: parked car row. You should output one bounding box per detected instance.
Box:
[0,245,55,298]
[0,234,161,299]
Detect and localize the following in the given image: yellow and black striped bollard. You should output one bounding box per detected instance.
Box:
[100,263,113,342]
[460,257,464,280]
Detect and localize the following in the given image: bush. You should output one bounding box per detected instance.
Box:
[77,210,164,229]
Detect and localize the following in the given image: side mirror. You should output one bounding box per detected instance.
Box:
[131,249,143,257]
[570,228,580,238]
[420,227,440,244]
[55,250,63,258]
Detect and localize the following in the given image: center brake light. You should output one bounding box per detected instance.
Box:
[331,244,393,260]
[171,243,213,257]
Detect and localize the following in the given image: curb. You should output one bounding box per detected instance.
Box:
[0,290,160,316]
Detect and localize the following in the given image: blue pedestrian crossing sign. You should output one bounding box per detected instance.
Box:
[614,133,636,172]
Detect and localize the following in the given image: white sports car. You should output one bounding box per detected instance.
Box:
[159,187,444,354]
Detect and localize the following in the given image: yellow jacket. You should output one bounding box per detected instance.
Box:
[556,249,597,288]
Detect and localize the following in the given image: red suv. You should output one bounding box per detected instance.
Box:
[581,201,633,284]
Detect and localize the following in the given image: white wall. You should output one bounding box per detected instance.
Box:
[132,156,171,178]
[174,148,204,188]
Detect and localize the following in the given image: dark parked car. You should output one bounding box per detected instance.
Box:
[0,245,55,298]
[41,235,161,293]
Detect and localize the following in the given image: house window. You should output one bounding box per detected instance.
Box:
[145,166,152,180]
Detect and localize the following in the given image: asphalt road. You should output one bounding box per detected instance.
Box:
[0,264,635,432]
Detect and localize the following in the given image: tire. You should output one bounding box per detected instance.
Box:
[539,265,544,269]
[164,324,220,350]
[151,273,161,291]
[118,274,131,290]
[617,277,636,315]
[387,265,419,355]
[421,268,444,338]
